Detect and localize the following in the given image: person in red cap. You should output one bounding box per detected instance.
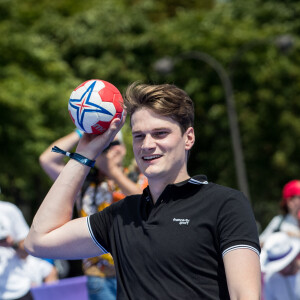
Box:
[259,180,300,246]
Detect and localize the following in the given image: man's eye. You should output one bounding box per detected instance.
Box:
[153,131,168,138]
[133,134,144,140]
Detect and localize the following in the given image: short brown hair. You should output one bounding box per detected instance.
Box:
[124,82,194,134]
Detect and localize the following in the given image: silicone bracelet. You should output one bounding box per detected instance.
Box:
[51,146,95,168]
[74,128,84,138]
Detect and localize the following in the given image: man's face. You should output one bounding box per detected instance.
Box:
[131,107,194,184]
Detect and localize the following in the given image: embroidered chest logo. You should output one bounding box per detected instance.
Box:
[173,218,190,225]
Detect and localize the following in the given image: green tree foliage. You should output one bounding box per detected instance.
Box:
[1,0,299,229]
[150,0,300,228]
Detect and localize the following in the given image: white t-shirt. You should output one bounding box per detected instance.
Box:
[0,201,31,300]
[24,256,54,287]
[259,214,299,245]
[263,271,300,300]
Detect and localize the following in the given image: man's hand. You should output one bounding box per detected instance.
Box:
[76,112,127,161]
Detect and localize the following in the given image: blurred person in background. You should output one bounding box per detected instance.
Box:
[0,200,32,300]
[39,128,147,300]
[260,180,300,246]
[0,200,56,300]
[260,231,300,300]
[24,255,58,287]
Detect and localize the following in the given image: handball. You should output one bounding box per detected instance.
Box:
[68,79,124,134]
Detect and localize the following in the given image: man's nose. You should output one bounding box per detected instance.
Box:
[141,134,155,149]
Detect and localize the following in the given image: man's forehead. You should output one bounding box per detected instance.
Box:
[131,108,178,126]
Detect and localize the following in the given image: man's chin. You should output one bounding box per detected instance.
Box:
[143,169,167,181]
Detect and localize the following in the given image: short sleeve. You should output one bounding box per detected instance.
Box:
[87,202,117,253]
[217,190,260,256]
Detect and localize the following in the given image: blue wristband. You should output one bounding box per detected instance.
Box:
[51,146,95,168]
[75,128,84,138]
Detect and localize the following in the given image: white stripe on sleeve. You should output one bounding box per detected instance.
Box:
[86,216,109,254]
[222,244,260,257]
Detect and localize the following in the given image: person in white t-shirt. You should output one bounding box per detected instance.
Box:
[0,200,56,300]
[260,180,300,246]
[261,232,300,300]
[24,256,57,287]
[0,201,32,300]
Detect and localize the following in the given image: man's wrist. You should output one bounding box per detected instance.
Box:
[51,146,95,168]
[74,128,84,138]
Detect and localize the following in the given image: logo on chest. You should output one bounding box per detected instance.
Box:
[173,218,190,225]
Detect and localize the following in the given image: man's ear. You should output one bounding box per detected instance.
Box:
[185,127,195,150]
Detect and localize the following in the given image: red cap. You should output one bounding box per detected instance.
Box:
[282,180,300,202]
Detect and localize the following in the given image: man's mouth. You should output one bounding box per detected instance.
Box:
[142,155,162,161]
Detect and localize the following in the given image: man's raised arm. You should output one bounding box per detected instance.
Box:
[25,116,125,259]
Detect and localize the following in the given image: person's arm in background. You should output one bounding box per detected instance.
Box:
[97,142,145,196]
[12,239,29,259]
[259,215,283,247]
[224,249,261,300]
[0,236,29,259]
[38,259,58,284]
[43,265,58,283]
[39,129,83,181]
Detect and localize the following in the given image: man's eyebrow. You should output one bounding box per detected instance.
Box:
[132,130,143,135]
[132,127,170,135]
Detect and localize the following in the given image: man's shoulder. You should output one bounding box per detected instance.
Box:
[193,181,251,216]
[191,175,241,194]
[203,181,245,200]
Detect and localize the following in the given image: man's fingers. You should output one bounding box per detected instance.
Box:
[102,110,127,142]
[76,110,127,159]
[111,110,127,131]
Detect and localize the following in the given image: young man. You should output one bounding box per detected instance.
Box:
[25,82,261,299]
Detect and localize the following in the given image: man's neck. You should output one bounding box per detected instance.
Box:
[148,173,190,204]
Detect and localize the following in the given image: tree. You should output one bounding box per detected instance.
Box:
[1,0,300,230]
[150,0,300,228]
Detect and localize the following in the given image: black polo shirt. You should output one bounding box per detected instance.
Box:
[88,175,260,300]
